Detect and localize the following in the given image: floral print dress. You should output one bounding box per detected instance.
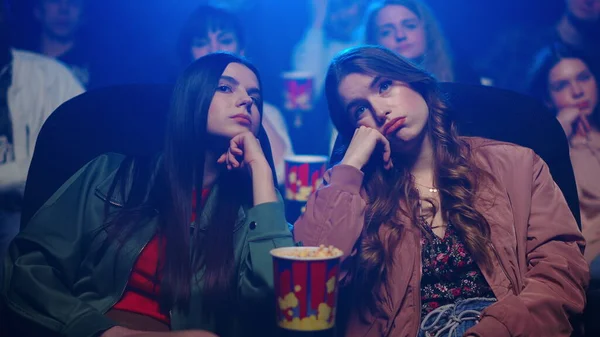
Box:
[420,222,496,316]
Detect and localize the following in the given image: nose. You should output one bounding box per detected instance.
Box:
[571,82,585,99]
[208,42,218,54]
[236,94,254,111]
[373,104,391,124]
[394,29,407,41]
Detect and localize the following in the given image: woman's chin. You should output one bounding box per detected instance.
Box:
[389,129,428,154]
[388,128,414,144]
[213,126,254,140]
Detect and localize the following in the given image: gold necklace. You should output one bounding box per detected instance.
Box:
[415,181,439,193]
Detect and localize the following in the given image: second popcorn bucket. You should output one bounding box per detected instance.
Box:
[270,246,343,332]
[284,155,328,222]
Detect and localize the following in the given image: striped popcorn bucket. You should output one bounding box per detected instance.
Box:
[270,247,342,331]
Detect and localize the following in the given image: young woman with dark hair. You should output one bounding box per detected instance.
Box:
[529,43,600,264]
[294,46,588,337]
[1,52,294,337]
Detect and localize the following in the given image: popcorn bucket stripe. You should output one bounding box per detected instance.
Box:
[292,260,309,318]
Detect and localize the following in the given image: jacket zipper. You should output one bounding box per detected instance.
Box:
[489,242,518,296]
[101,238,151,313]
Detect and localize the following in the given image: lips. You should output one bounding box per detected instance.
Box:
[576,101,590,110]
[230,114,252,126]
[382,117,406,136]
[395,44,412,53]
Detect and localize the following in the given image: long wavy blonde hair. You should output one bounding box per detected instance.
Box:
[364,0,455,82]
[325,46,491,319]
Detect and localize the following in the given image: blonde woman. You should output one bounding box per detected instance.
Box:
[365,0,482,85]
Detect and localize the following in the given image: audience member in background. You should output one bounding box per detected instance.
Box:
[178,5,293,185]
[364,0,483,85]
[292,0,369,96]
[32,0,92,87]
[482,0,599,93]
[528,43,600,264]
[0,3,84,258]
[2,52,293,337]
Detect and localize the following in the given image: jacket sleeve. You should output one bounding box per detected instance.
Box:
[238,191,295,303]
[293,164,367,283]
[1,155,119,337]
[467,154,589,337]
[236,192,294,336]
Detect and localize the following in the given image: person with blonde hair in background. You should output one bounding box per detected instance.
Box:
[365,0,483,85]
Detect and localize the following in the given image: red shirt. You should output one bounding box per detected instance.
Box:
[112,189,211,325]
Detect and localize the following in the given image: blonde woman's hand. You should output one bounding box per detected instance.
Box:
[340,126,392,171]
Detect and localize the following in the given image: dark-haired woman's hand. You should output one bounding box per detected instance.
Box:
[557,106,589,138]
[340,126,393,171]
[217,131,269,172]
[217,131,277,205]
[576,114,591,138]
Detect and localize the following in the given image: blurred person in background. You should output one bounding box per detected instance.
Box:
[364,0,483,85]
[178,5,293,186]
[292,0,370,96]
[482,0,600,93]
[33,0,93,87]
[0,1,84,258]
[528,43,600,265]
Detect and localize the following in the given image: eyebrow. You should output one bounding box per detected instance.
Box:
[344,76,382,112]
[220,75,239,86]
[379,18,418,29]
[369,76,382,90]
[379,23,396,30]
[402,18,419,23]
[577,70,591,77]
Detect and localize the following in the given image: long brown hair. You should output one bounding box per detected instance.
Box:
[364,0,455,82]
[325,46,491,318]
